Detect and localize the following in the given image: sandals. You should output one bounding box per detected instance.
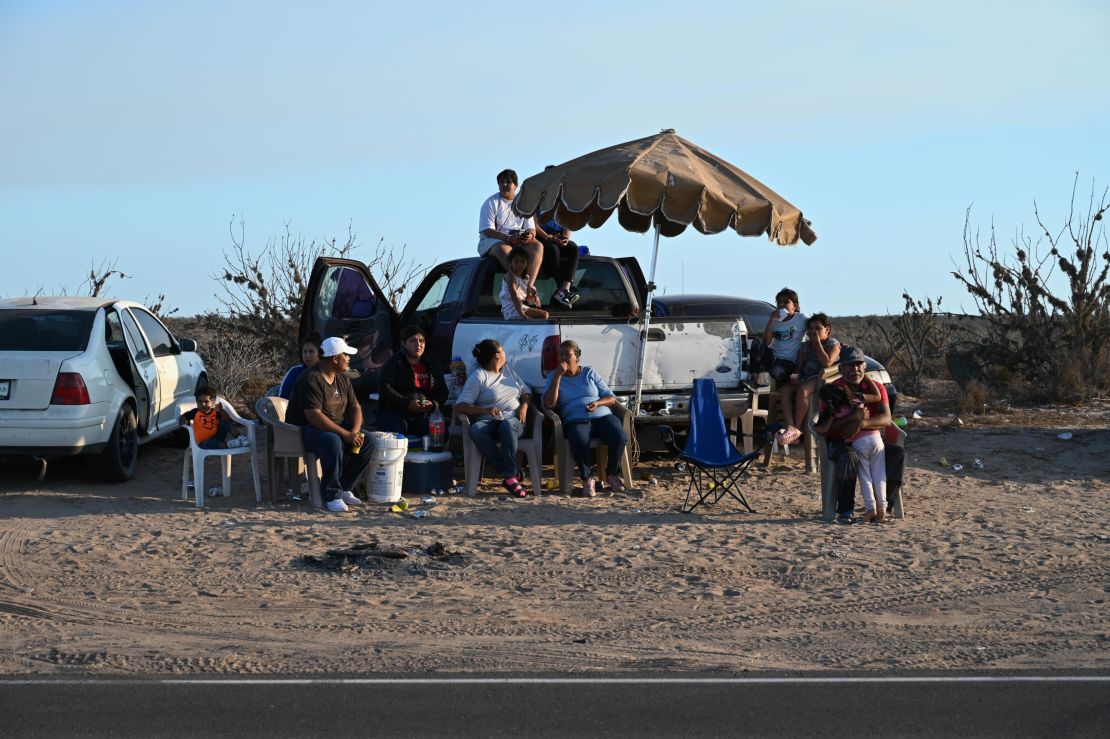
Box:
[606,474,626,494]
[582,477,597,498]
[778,426,803,445]
[503,477,527,498]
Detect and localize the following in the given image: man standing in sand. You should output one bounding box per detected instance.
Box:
[287,337,370,513]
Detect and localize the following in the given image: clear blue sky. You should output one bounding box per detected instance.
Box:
[2,0,1107,317]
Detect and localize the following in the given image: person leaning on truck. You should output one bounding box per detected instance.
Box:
[477,168,543,295]
[543,339,627,498]
[376,326,448,437]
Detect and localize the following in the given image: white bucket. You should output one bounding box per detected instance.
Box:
[366,432,408,504]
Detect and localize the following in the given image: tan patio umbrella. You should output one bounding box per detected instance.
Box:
[513,129,817,412]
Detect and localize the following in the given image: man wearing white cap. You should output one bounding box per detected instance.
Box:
[287,336,371,512]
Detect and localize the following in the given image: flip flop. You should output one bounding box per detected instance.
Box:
[503,478,527,498]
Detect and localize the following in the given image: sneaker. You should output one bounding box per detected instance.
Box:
[553,288,574,308]
[234,434,249,447]
[339,490,364,506]
[325,498,349,513]
[566,287,581,305]
[583,478,597,498]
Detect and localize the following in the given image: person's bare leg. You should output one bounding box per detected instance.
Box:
[779,380,795,432]
[524,242,543,288]
[793,380,815,431]
[488,243,513,272]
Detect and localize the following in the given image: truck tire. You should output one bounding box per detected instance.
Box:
[98,405,139,482]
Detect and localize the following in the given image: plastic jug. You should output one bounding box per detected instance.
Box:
[428,407,446,451]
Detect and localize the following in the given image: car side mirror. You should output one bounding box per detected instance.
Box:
[178,338,197,353]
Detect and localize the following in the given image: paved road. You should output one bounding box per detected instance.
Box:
[2,675,1107,737]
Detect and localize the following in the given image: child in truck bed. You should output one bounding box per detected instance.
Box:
[501,247,550,320]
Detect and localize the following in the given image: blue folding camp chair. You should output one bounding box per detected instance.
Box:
[680,379,761,513]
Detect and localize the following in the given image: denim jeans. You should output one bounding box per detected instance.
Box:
[198,419,232,450]
[563,414,626,480]
[376,408,429,437]
[301,425,373,502]
[469,416,524,479]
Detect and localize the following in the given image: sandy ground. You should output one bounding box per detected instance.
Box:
[1,401,1107,675]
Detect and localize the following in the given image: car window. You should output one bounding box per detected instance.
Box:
[406,269,452,337]
[0,310,95,351]
[316,265,378,323]
[119,309,152,362]
[104,310,127,346]
[130,309,175,358]
[474,260,632,316]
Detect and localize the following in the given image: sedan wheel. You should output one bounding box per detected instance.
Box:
[98,405,139,482]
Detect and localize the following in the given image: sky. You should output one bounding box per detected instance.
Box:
[1,0,1107,318]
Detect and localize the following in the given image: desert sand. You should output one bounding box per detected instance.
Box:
[1,399,1107,675]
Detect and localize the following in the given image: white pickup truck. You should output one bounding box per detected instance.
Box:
[298,255,752,419]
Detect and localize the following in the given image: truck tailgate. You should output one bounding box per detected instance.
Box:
[563,318,745,393]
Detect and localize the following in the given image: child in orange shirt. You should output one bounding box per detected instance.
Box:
[179,387,246,450]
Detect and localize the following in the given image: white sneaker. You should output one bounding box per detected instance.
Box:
[339,490,363,506]
[234,435,249,447]
[325,498,349,513]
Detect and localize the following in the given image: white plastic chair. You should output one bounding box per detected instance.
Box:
[180,398,262,508]
[454,405,544,497]
[254,396,323,509]
[545,401,634,496]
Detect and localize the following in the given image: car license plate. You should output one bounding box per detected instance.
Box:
[0,380,9,400]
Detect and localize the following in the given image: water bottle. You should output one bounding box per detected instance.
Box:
[429,407,446,451]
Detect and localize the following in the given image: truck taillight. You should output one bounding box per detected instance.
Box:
[541,335,561,375]
[50,372,91,405]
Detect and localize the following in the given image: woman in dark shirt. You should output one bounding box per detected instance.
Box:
[376,326,447,436]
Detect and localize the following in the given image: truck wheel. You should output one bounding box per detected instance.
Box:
[98,405,139,482]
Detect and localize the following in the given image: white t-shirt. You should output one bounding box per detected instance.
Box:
[499,273,529,319]
[770,311,808,362]
[478,193,534,238]
[457,365,527,421]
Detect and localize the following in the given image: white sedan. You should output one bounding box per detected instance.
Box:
[0,297,207,481]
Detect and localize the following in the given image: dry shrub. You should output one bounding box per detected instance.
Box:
[215,218,424,364]
[951,175,1109,402]
[956,379,993,416]
[196,316,283,411]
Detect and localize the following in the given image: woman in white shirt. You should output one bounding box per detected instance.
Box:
[454,339,533,497]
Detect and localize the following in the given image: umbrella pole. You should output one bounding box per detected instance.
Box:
[632,223,661,415]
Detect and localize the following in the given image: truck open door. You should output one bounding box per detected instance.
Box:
[300,258,399,388]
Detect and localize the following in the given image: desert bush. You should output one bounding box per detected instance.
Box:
[215,218,424,363]
[951,175,1110,401]
[195,315,284,410]
[874,293,963,395]
[956,379,993,416]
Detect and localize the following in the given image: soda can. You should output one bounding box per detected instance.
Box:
[423,435,432,451]
[421,496,436,505]
[409,510,428,519]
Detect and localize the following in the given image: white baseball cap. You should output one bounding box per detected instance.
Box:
[320,337,358,358]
